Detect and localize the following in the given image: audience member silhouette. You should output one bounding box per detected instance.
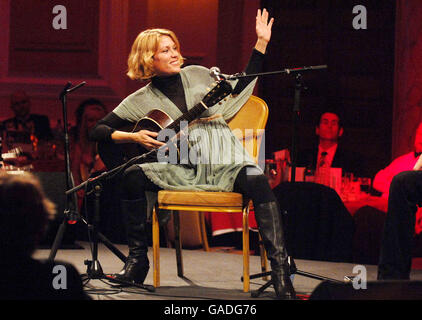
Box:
[0,172,90,300]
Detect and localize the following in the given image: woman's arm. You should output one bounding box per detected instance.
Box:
[89,112,165,150]
[89,112,128,142]
[232,8,274,94]
[232,49,265,94]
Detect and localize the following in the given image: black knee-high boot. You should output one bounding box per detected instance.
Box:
[113,198,150,284]
[254,201,296,299]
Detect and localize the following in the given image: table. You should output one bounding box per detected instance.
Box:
[344,195,422,234]
[343,196,388,215]
[342,195,422,265]
[341,196,388,264]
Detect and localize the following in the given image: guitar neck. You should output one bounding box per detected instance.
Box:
[167,102,208,131]
[164,79,232,131]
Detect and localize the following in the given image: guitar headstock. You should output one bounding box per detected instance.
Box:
[202,80,233,107]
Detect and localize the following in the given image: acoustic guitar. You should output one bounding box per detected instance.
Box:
[98,79,233,170]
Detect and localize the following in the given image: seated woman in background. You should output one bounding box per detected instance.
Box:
[70,98,108,206]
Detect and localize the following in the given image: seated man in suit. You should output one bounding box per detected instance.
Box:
[296,111,365,178]
[2,90,53,154]
[373,121,422,198]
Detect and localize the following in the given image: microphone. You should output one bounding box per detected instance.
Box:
[209,67,226,81]
[67,81,86,94]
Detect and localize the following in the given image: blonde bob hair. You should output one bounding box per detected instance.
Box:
[127,28,184,81]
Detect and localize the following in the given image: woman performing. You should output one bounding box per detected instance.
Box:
[90,9,296,299]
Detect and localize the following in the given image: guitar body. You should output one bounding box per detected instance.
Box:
[98,109,174,170]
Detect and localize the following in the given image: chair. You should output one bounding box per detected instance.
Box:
[152,95,269,292]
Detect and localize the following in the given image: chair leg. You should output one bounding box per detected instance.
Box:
[163,225,173,248]
[242,204,250,292]
[173,211,184,278]
[152,205,160,287]
[259,233,269,281]
[199,212,210,252]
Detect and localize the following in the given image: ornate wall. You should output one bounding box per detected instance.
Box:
[0,0,228,124]
[1,0,410,179]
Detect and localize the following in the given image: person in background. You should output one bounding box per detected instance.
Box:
[70,98,108,187]
[70,98,108,208]
[0,171,89,300]
[296,111,365,177]
[2,91,53,149]
[1,91,54,166]
[373,121,422,198]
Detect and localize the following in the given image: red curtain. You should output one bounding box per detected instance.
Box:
[392,0,422,158]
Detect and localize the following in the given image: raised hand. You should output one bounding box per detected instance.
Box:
[255,8,274,53]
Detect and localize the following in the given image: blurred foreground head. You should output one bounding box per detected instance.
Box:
[0,172,56,258]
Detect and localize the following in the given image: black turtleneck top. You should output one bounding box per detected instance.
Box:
[151,73,188,114]
[90,49,265,142]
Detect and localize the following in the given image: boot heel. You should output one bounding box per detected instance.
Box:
[133,264,150,284]
[113,257,150,285]
[272,269,297,300]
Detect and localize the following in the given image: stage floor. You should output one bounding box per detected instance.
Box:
[31,241,422,301]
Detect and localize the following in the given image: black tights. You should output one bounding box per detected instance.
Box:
[378,170,422,279]
[120,165,161,200]
[121,165,276,206]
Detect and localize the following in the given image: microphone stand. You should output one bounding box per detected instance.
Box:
[224,64,328,80]
[231,65,343,298]
[48,82,85,260]
[290,73,305,184]
[48,82,154,292]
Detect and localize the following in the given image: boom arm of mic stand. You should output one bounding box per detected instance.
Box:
[226,65,327,80]
[65,148,157,196]
[67,81,86,94]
